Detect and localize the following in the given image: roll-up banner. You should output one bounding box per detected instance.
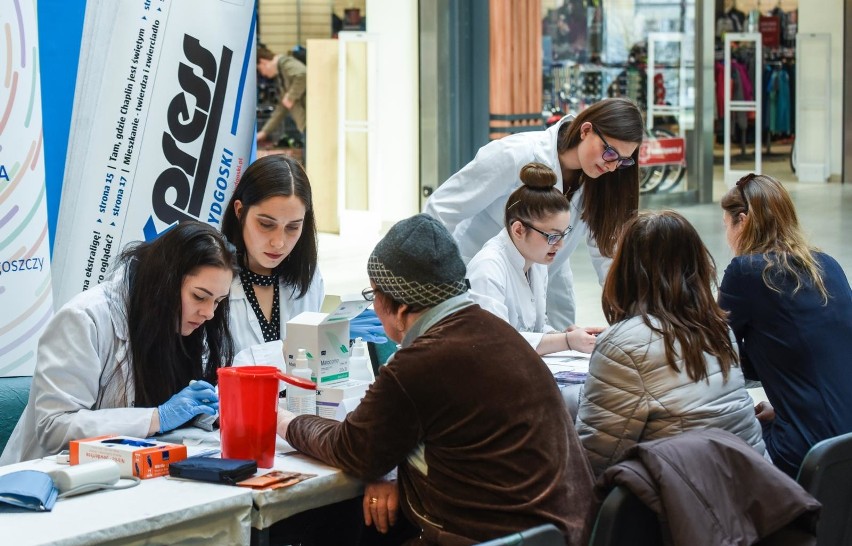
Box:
[51,0,256,308]
[0,0,53,376]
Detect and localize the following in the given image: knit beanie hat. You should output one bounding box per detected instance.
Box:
[367,214,468,307]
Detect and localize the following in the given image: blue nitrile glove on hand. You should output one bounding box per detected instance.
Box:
[157,380,219,433]
[350,308,388,344]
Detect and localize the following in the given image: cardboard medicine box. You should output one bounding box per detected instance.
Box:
[285,300,370,385]
[316,379,371,419]
[69,435,187,479]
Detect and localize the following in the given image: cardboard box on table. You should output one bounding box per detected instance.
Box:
[69,435,187,479]
[316,379,371,419]
[285,300,370,386]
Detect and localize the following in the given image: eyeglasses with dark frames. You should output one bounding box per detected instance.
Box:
[362,287,375,301]
[735,173,756,214]
[592,126,635,169]
[519,220,573,246]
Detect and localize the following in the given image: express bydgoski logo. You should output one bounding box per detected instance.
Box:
[151,35,232,228]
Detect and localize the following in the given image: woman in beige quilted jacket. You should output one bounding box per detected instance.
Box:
[575,210,766,476]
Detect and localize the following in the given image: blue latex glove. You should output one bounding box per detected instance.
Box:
[157,380,219,433]
[350,308,388,344]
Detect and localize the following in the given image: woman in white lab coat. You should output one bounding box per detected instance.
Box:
[424,98,644,330]
[1,222,236,464]
[221,155,324,353]
[467,163,599,355]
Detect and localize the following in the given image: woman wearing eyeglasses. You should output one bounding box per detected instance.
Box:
[424,97,644,330]
[719,174,852,478]
[467,163,600,355]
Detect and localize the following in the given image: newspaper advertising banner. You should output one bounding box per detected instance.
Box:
[0,1,54,376]
[51,0,256,308]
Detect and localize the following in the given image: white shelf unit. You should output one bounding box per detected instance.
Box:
[646,32,689,137]
[336,31,381,236]
[795,33,831,183]
[723,32,762,188]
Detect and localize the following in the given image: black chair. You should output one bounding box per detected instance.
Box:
[475,524,564,546]
[796,431,852,546]
[588,485,663,546]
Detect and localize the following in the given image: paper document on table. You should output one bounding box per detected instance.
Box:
[237,470,316,490]
[543,349,590,372]
[233,340,286,368]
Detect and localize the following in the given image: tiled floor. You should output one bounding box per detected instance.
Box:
[317,160,852,330]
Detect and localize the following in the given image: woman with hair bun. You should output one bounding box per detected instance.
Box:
[467,162,600,355]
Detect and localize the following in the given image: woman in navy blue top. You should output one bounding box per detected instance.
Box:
[719,173,852,478]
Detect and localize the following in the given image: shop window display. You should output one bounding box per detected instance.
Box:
[542,0,695,195]
[713,0,798,173]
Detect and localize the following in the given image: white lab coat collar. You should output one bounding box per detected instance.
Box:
[546,114,573,191]
[494,229,527,273]
[228,268,325,354]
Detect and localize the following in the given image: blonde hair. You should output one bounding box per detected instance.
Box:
[721,174,828,303]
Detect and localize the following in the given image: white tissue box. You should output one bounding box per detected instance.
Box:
[316,380,371,419]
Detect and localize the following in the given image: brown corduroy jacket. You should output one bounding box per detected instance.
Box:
[287,303,596,545]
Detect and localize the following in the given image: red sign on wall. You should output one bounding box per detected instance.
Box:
[759,16,781,48]
[639,137,686,167]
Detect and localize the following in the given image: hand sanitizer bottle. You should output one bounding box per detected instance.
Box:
[287,349,316,416]
[348,337,375,382]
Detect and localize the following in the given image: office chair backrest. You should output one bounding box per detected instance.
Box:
[588,485,663,546]
[0,376,31,455]
[475,523,565,546]
[796,431,852,546]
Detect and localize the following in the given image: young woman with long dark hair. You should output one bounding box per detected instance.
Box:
[2,221,237,463]
[221,154,323,352]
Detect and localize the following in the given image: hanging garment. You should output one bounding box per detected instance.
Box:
[775,68,791,134]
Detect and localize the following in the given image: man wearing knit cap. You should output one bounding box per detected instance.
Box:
[367,214,469,309]
[278,214,595,545]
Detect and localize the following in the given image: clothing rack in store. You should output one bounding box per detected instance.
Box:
[762,50,795,157]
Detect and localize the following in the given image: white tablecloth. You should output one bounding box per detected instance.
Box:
[159,428,364,530]
[0,458,253,546]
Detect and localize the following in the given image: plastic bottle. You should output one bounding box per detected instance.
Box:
[287,349,316,416]
[348,337,375,383]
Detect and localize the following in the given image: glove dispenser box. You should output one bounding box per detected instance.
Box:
[69,435,187,479]
[285,300,370,385]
